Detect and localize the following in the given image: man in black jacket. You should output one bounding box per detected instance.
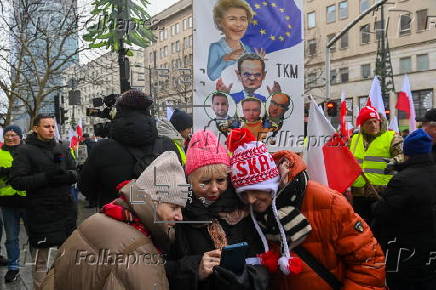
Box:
[78,89,179,208]
[374,128,436,290]
[9,114,77,289]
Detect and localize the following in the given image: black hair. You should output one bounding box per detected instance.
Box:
[211,92,228,103]
[33,113,55,126]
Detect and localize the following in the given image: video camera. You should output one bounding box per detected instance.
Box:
[86,94,119,120]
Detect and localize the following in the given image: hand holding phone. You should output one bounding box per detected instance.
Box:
[220,242,248,274]
[199,249,222,281]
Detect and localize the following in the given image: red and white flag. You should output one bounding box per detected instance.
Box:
[68,128,78,149]
[339,91,350,140]
[306,100,362,193]
[396,74,416,132]
[367,77,387,118]
[76,118,83,140]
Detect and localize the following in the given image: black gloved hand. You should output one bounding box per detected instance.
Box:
[0,167,11,177]
[45,168,65,178]
[48,171,77,185]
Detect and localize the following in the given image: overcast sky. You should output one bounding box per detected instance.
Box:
[148,0,180,16]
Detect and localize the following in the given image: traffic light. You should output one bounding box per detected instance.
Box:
[326,101,338,117]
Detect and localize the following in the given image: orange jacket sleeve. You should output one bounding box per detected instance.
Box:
[330,194,386,290]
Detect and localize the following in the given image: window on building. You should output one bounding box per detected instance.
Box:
[164,29,168,39]
[159,30,164,41]
[339,1,348,19]
[339,67,349,82]
[175,40,180,52]
[345,98,353,116]
[175,23,180,34]
[412,89,433,120]
[171,42,175,54]
[361,64,371,79]
[359,96,369,110]
[360,24,370,44]
[307,39,317,55]
[340,32,348,49]
[400,14,412,36]
[399,56,412,74]
[164,46,168,57]
[360,0,370,13]
[189,35,193,47]
[307,72,317,87]
[137,72,145,81]
[417,54,429,71]
[326,5,336,23]
[307,12,316,28]
[183,18,187,30]
[330,69,337,84]
[188,16,193,28]
[416,9,428,31]
[171,25,175,36]
[375,20,384,41]
[327,34,336,52]
[159,48,163,59]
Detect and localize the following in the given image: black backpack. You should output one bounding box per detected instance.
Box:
[122,137,167,178]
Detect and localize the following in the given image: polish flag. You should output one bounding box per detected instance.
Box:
[366,77,387,118]
[68,128,78,149]
[339,91,350,140]
[306,100,362,193]
[396,75,416,132]
[76,118,83,141]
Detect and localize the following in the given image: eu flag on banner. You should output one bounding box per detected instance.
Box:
[241,0,302,54]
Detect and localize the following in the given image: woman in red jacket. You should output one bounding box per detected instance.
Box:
[227,128,386,290]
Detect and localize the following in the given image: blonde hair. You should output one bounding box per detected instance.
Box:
[213,0,254,31]
[187,163,229,184]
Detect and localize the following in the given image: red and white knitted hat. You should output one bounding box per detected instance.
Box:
[356,105,380,126]
[227,128,280,195]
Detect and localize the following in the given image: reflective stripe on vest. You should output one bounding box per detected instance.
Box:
[174,142,186,165]
[0,150,26,197]
[350,131,395,187]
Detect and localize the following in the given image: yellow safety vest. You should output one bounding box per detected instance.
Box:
[0,150,26,197]
[173,141,186,166]
[350,131,395,187]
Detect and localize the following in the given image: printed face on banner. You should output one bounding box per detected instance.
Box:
[193,0,304,151]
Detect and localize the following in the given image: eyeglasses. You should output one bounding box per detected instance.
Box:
[241,72,263,79]
[4,133,19,138]
[270,100,289,110]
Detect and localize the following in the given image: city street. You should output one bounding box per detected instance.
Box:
[0,196,97,290]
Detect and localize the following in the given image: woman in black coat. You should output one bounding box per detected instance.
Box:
[166,130,269,290]
[373,128,436,290]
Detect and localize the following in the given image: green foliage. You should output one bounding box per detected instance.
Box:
[83,0,154,54]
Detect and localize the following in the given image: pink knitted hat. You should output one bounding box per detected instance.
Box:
[185,130,230,176]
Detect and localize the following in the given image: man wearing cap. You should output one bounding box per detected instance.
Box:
[349,106,404,224]
[0,126,27,282]
[170,109,193,150]
[79,89,179,207]
[418,108,436,160]
[374,128,436,289]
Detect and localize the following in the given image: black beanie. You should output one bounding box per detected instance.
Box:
[170,109,193,132]
[116,89,153,111]
[3,125,23,139]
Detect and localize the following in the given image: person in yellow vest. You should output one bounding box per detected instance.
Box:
[349,106,403,224]
[0,125,27,283]
[156,118,186,165]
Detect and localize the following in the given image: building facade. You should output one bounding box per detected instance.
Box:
[60,50,145,136]
[304,0,436,127]
[143,0,193,116]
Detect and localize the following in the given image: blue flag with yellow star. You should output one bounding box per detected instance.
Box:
[241,0,302,54]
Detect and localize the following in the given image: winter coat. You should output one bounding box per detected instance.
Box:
[167,188,269,290]
[373,153,436,282]
[39,179,170,290]
[0,144,27,208]
[269,151,386,290]
[78,111,178,207]
[9,133,77,248]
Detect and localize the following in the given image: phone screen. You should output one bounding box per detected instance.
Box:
[220,242,249,274]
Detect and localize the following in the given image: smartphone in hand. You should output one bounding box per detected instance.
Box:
[220,242,249,274]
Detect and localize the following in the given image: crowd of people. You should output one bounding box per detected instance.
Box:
[0,89,435,290]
